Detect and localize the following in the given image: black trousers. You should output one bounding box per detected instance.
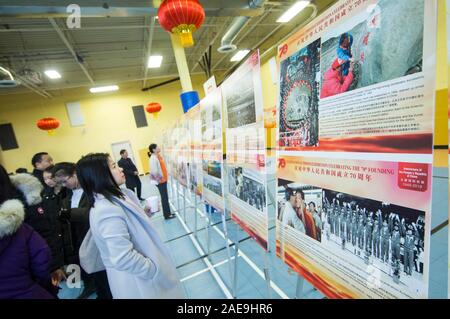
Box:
[157,182,171,218]
[92,270,112,299]
[126,176,142,199]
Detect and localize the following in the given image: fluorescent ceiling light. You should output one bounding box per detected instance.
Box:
[44,70,61,79]
[89,85,119,93]
[277,1,310,23]
[230,50,250,62]
[147,55,163,68]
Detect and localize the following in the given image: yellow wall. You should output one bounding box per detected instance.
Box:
[435,0,449,146]
[261,58,278,149]
[0,75,207,173]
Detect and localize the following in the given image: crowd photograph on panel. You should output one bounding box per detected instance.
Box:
[277,182,426,284]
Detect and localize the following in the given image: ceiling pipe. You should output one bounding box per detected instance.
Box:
[142,17,157,89]
[48,18,95,85]
[217,3,318,83]
[10,70,53,98]
[217,0,266,53]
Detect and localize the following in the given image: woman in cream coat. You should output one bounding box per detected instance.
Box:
[76,153,183,299]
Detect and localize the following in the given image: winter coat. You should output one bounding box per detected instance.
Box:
[60,189,90,254]
[10,173,64,272]
[118,157,140,189]
[42,188,76,265]
[0,199,54,299]
[89,189,184,299]
[320,67,354,99]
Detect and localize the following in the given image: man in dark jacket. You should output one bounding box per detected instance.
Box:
[31,152,54,193]
[43,166,76,266]
[54,162,112,299]
[118,150,143,200]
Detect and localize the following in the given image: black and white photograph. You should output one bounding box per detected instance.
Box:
[224,70,257,129]
[228,166,266,213]
[277,179,426,287]
[203,174,223,197]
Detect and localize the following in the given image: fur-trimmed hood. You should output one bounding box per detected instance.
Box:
[0,199,25,238]
[9,173,43,206]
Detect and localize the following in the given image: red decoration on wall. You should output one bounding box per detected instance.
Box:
[157,0,205,47]
[37,117,60,135]
[146,102,162,118]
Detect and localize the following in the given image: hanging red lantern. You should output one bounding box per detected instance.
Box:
[146,102,162,118]
[37,117,60,135]
[157,0,205,48]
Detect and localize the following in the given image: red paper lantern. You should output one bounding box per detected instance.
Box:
[37,117,60,135]
[146,102,162,118]
[157,0,205,48]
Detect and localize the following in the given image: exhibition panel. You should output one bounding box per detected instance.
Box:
[276,0,438,299]
[222,51,270,251]
[201,88,226,212]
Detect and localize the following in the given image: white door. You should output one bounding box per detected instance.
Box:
[111,141,137,166]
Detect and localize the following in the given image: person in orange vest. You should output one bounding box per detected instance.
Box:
[148,144,175,220]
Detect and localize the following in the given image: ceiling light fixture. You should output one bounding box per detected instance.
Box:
[89,85,119,93]
[148,55,163,68]
[277,1,310,23]
[230,50,250,62]
[44,70,62,79]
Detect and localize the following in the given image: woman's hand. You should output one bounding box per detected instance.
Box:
[51,269,66,286]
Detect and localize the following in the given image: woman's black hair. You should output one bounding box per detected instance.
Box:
[44,165,55,174]
[76,153,124,208]
[339,33,348,45]
[53,162,76,178]
[148,143,157,157]
[0,164,17,205]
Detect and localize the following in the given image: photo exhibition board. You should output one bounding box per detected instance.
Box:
[169,120,180,181]
[276,0,437,299]
[222,50,269,250]
[160,130,169,174]
[177,117,190,188]
[187,104,203,197]
[201,88,225,212]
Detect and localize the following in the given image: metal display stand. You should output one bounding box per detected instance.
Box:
[193,191,198,239]
[182,186,187,222]
[295,275,305,299]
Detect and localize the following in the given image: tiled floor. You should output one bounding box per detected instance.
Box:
[59,167,449,299]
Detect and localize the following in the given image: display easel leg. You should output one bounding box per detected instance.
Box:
[183,186,187,223]
[171,176,176,202]
[232,221,239,298]
[206,204,212,256]
[193,192,198,239]
[262,251,272,299]
[295,275,305,299]
[221,210,234,294]
[176,181,180,212]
